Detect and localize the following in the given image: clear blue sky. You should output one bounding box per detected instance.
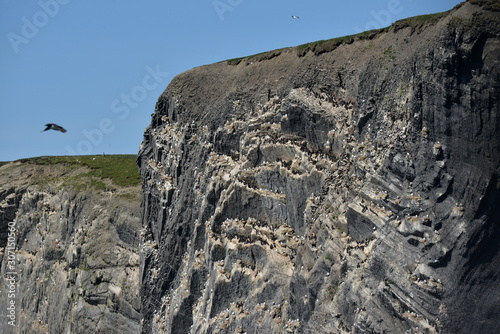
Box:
[0,0,463,161]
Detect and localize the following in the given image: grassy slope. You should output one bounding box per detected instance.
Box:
[1,155,141,200]
[225,5,460,65]
[16,155,141,187]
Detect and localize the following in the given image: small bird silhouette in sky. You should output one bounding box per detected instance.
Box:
[291,15,299,19]
[42,123,67,133]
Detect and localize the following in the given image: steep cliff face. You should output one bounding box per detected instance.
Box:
[137,2,500,333]
[0,157,142,334]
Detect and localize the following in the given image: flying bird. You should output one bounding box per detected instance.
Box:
[291,15,299,19]
[42,123,67,133]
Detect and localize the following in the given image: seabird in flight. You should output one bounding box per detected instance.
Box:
[42,123,67,133]
[291,15,299,19]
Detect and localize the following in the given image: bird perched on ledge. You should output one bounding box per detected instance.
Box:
[42,123,67,133]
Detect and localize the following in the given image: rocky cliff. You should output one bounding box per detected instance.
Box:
[0,156,142,334]
[137,1,500,333]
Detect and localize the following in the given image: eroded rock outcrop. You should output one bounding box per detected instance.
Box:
[138,2,500,333]
[0,158,141,334]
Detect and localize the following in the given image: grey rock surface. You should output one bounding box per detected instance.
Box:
[0,159,141,334]
[137,2,500,333]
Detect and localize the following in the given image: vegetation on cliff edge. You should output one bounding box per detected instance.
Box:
[0,155,141,199]
[225,5,460,65]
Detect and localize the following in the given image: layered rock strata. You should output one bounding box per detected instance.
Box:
[0,160,141,334]
[138,2,500,333]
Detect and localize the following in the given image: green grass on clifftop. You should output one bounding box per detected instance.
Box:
[17,154,141,188]
[224,6,459,65]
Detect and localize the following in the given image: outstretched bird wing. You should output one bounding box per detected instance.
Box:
[43,123,67,133]
[53,124,67,132]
